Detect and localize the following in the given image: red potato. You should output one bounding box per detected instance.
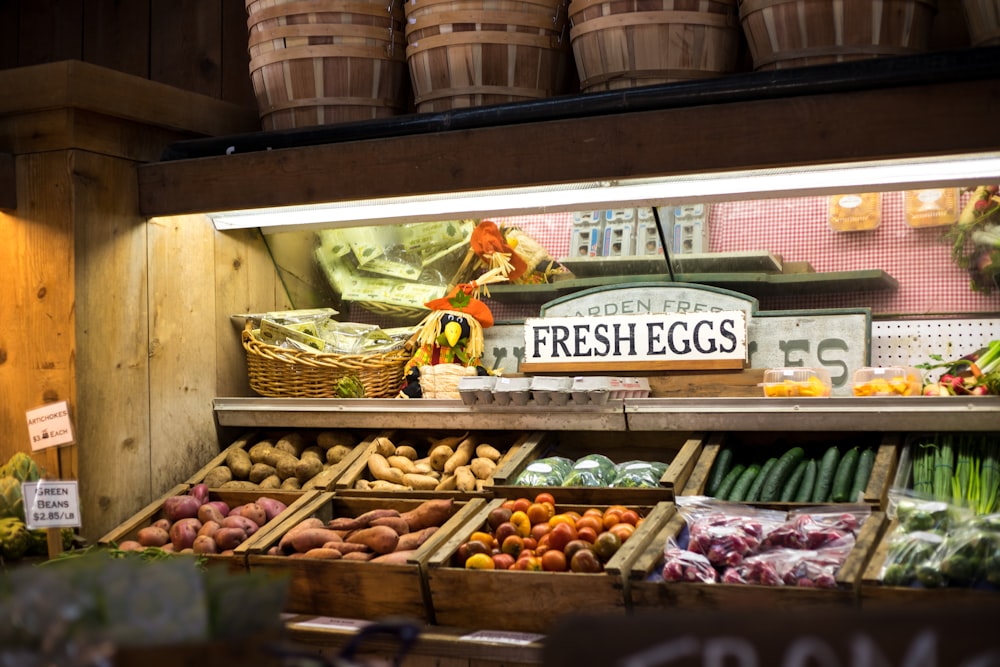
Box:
[198,503,226,525]
[256,497,288,522]
[192,535,219,554]
[118,540,144,551]
[152,518,172,532]
[214,526,247,551]
[163,495,201,522]
[221,514,260,536]
[230,502,267,526]
[189,483,210,506]
[198,520,221,539]
[204,500,230,517]
[136,526,170,548]
[169,518,202,550]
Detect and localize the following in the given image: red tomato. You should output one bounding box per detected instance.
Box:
[534,492,556,507]
[541,549,568,572]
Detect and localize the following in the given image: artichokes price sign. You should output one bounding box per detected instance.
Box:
[520,311,747,373]
[22,480,81,530]
[26,400,76,451]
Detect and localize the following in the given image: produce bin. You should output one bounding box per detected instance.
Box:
[98,486,317,573]
[625,505,887,611]
[335,429,541,498]
[681,432,899,510]
[186,428,373,492]
[491,430,703,506]
[859,517,1000,608]
[424,497,674,634]
[245,492,486,622]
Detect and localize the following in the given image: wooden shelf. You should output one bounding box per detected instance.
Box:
[559,251,786,277]
[487,269,898,303]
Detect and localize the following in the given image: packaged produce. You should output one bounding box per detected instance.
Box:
[561,454,618,487]
[721,540,855,588]
[611,460,669,488]
[661,547,717,583]
[759,367,832,398]
[512,456,575,486]
[852,365,922,396]
[896,432,1000,515]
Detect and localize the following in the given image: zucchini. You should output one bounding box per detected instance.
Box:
[745,457,778,502]
[714,463,747,500]
[848,447,876,502]
[727,463,761,502]
[794,458,819,503]
[812,445,842,503]
[705,447,734,496]
[779,459,809,502]
[760,446,805,502]
[831,446,861,502]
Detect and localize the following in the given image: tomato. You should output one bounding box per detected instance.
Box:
[569,548,603,573]
[609,522,635,543]
[563,511,582,524]
[547,521,577,552]
[619,510,640,526]
[534,492,556,506]
[575,515,602,534]
[602,510,624,530]
[583,508,604,520]
[563,539,591,563]
[530,522,551,541]
[512,497,532,513]
[549,513,576,529]
[592,531,622,562]
[576,526,598,543]
[541,549,568,572]
[515,555,543,571]
[501,499,516,511]
[495,522,518,545]
[510,510,532,537]
[501,534,524,557]
[487,506,513,530]
[492,553,515,570]
[465,553,495,569]
[470,531,495,548]
[522,536,538,551]
[526,502,554,526]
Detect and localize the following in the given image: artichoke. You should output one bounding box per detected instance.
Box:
[0,517,31,561]
[1,452,42,483]
[335,375,366,398]
[0,477,24,522]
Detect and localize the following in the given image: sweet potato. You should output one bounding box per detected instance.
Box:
[222,514,260,537]
[328,508,399,532]
[367,453,405,484]
[279,517,325,554]
[137,526,170,548]
[454,465,477,492]
[372,436,396,457]
[371,549,418,564]
[429,445,454,471]
[169,518,202,550]
[396,526,439,551]
[292,528,346,553]
[394,445,419,460]
[435,474,457,491]
[162,495,201,522]
[303,547,343,560]
[192,535,219,554]
[334,542,370,555]
[214,526,247,551]
[476,443,502,461]
[387,455,418,474]
[369,515,410,534]
[346,525,399,554]
[400,498,455,531]
[369,480,410,492]
[444,436,478,475]
[342,551,375,561]
[470,457,496,480]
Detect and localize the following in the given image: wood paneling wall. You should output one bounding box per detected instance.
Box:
[0,0,256,110]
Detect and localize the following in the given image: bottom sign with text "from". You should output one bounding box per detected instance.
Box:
[521,311,747,373]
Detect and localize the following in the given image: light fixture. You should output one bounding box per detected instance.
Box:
[206,152,1000,233]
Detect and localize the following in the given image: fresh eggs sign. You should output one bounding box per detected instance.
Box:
[520,311,747,373]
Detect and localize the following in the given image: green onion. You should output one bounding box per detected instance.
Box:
[934,434,954,501]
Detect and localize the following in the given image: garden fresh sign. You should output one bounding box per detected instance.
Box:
[520,311,747,373]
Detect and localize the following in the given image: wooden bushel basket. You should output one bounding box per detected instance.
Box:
[246,0,411,130]
[404,0,575,112]
[568,0,741,93]
[962,0,1000,46]
[739,0,938,70]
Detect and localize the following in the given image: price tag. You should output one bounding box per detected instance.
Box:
[22,480,82,529]
[26,400,76,451]
[460,629,545,645]
[291,616,372,631]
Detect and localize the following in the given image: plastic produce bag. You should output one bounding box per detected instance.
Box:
[661,547,718,583]
[760,505,870,551]
[675,497,786,568]
[561,454,618,487]
[512,456,574,486]
[611,460,668,488]
[721,539,855,588]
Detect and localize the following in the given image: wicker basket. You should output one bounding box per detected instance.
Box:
[739,0,937,70]
[242,324,410,398]
[963,0,1000,46]
[246,0,410,130]
[569,0,741,93]
[404,0,575,112]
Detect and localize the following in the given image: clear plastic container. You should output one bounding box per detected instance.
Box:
[492,377,534,406]
[457,375,497,405]
[760,367,832,397]
[852,366,923,397]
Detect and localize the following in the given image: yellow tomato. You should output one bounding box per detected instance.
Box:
[465,553,496,569]
[510,510,532,537]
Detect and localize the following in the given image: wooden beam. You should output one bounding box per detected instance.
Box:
[137,77,1000,217]
[0,152,13,210]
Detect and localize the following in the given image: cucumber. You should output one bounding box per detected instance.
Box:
[760,446,805,502]
[812,445,842,503]
[705,447,734,496]
[714,463,747,500]
[727,463,761,502]
[745,457,778,502]
[848,447,876,502]
[779,459,809,502]
[794,458,819,503]
[831,446,861,502]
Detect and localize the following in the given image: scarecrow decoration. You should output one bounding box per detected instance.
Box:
[470,220,569,285]
[399,267,507,399]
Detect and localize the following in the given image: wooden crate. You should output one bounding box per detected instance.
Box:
[491,431,704,506]
[246,492,487,622]
[681,431,899,510]
[859,518,1000,608]
[424,498,675,634]
[625,506,886,611]
[335,429,540,499]
[98,485,317,573]
[186,428,373,492]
